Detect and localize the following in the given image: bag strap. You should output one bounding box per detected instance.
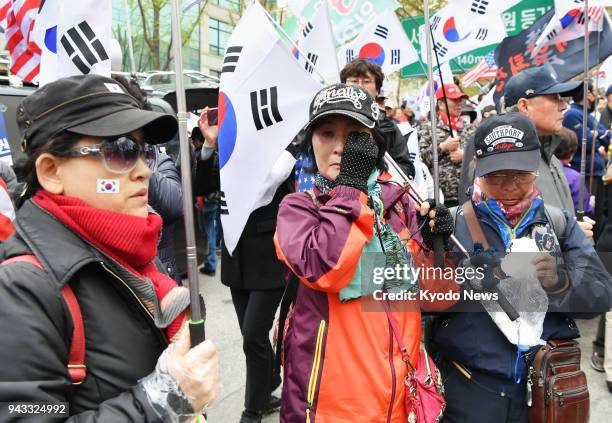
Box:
[382,300,415,372]
[543,204,567,246]
[2,255,86,384]
[461,201,490,250]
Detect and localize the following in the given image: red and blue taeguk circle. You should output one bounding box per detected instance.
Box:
[218,91,237,169]
[359,43,385,67]
[560,9,581,28]
[443,17,470,42]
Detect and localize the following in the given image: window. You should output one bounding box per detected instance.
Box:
[208,18,233,56]
[210,69,221,78]
[214,0,240,11]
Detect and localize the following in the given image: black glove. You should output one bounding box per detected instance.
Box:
[463,250,505,290]
[420,199,454,251]
[335,132,379,193]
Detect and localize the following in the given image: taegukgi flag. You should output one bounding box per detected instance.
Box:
[420,0,511,65]
[218,1,322,255]
[295,1,339,84]
[33,0,112,85]
[338,7,419,75]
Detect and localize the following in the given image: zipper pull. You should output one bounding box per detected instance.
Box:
[556,392,565,407]
[526,370,533,407]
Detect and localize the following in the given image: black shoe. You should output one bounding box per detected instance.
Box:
[607,381,612,394]
[591,351,605,372]
[199,266,216,276]
[262,394,281,415]
[239,410,262,423]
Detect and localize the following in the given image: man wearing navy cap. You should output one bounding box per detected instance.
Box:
[563,80,611,201]
[459,65,583,221]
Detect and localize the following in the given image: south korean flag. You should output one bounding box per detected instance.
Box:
[337,8,418,75]
[295,2,339,84]
[33,0,112,85]
[218,2,322,254]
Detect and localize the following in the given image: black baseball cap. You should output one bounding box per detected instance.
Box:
[606,85,612,96]
[17,74,178,153]
[304,83,380,131]
[474,112,541,177]
[504,64,583,107]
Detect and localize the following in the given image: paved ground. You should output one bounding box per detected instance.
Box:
[198,269,611,423]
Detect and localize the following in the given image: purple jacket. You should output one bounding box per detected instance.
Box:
[562,163,595,218]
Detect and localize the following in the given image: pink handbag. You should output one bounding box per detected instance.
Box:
[384,302,446,423]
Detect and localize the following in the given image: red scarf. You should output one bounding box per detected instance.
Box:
[33,190,185,340]
[438,110,463,131]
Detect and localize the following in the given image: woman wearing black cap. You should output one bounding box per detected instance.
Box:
[275,84,457,422]
[0,75,219,422]
[431,112,612,423]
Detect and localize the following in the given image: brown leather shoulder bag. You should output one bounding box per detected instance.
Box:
[528,339,589,423]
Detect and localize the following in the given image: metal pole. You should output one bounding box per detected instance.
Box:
[578,0,590,222]
[170,0,205,345]
[430,24,455,139]
[123,0,137,74]
[423,0,444,267]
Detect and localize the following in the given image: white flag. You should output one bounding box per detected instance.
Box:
[218,2,322,254]
[337,8,419,75]
[296,2,339,84]
[33,0,112,85]
[420,0,507,65]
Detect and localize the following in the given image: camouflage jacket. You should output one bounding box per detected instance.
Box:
[417,118,476,203]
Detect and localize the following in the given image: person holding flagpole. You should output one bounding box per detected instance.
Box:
[0,75,220,422]
[418,83,477,208]
[275,83,458,422]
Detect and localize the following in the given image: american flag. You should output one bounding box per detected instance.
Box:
[0,178,15,241]
[461,52,497,87]
[0,0,42,82]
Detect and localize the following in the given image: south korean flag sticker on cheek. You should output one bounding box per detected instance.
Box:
[97,179,120,194]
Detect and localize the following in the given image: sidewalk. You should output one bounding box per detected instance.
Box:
[200,270,610,422]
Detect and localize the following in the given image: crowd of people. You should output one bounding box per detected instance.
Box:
[1,58,612,423]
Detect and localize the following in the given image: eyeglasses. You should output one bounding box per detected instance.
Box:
[482,172,538,185]
[346,78,375,86]
[57,135,157,174]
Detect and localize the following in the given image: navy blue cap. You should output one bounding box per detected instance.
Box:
[474,112,540,177]
[504,64,583,107]
[606,85,612,96]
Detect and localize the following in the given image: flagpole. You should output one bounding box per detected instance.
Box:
[423,0,444,268]
[170,0,205,346]
[259,4,328,84]
[589,26,602,194]
[578,0,590,222]
[123,0,137,74]
[405,14,486,90]
[429,24,456,140]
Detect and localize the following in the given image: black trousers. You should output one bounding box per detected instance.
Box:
[441,365,528,423]
[231,287,284,412]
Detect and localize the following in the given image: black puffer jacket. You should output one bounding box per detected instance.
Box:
[149,152,183,282]
[0,200,178,421]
